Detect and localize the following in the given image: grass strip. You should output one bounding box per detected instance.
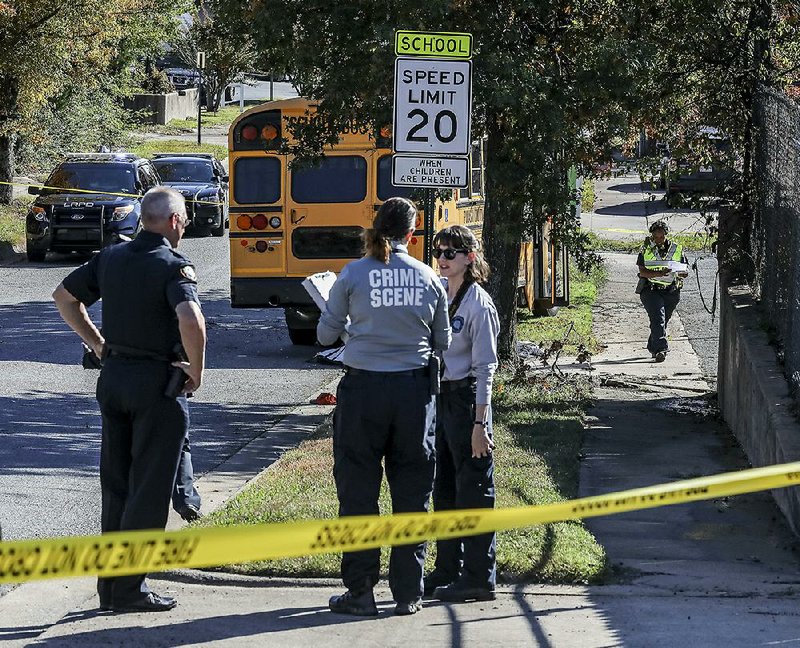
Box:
[581,177,596,213]
[586,230,716,253]
[517,262,607,356]
[129,139,227,161]
[199,265,608,584]
[0,197,32,247]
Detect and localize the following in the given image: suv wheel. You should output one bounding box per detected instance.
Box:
[27,248,46,262]
[211,218,225,237]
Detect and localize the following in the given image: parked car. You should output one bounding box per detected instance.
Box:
[150,153,229,236]
[661,128,734,206]
[165,67,201,89]
[25,153,159,262]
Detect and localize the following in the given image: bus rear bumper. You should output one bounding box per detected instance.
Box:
[230,277,316,309]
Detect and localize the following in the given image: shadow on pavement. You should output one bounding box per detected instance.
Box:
[0,295,328,371]
[33,605,387,647]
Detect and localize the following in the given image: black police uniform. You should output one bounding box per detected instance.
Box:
[61,230,200,607]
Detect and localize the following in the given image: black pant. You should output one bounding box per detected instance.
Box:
[96,356,188,605]
[333,370,436,603]
[172,434,201,512]
[432,384,496,588]
[639,286,681,354]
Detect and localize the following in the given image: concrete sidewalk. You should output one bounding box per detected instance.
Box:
[3,254,800,647]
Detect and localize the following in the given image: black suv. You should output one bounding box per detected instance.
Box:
[150,153,229,237]
[26,153,160,262]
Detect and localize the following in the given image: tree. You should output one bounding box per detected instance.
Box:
[219,0,641,362]
[626,0,800,280]
[0,0,185,203]
[172,0,257,112]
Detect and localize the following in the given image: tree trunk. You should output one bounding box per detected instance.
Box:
[482,114,522,365]
[0,133,14,205]
[0,74,19,205]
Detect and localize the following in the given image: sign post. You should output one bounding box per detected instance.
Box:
[392,31,473,265]
[196,51,206,145]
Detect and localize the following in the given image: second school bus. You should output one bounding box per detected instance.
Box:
[228,97,569,344]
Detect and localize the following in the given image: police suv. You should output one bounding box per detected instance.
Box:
[150,153,229,237]
[25,153,160,262]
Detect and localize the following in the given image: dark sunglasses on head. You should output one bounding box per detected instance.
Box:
[432,247,469,260]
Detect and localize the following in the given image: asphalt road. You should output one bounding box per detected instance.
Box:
[584,174,720,383]
[0,233,339,556]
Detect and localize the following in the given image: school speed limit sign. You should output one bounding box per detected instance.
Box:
[393,57,472,156]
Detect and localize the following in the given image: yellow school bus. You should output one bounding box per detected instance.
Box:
[228,97,567,343]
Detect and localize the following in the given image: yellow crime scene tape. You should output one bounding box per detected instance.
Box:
[0,180,224,207]
[2,461,799,586]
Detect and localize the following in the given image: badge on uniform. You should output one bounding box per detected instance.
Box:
[180,265,197,282]
[451,315,465,334]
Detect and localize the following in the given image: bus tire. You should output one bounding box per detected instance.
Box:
[288,327,318,346]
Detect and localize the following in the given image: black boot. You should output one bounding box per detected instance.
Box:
[328,589,378,616]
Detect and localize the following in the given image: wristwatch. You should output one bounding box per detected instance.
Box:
[473,420,487,427]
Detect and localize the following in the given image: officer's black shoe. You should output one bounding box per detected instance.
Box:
[432,580,496,603]
[176,504,202,522]
[423,569,456,597]
[112,592,177,613]
[328,589,378,616]
[654,351,666,363]
[394,599,423,616]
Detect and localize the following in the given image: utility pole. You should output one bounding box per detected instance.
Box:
[196,51,206,146]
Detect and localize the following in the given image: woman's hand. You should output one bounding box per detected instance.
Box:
[472,424,494,458]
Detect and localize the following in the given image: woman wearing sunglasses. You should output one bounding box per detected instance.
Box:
[425,225,500,603]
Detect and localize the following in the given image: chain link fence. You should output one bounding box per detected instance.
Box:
[750,87,800,388]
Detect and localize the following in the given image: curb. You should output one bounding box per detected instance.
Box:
[0,373,341,644]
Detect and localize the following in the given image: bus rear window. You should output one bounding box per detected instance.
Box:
[377,155,415,201]
[292,226,364,259]
[234,158,281,204]
[291,156,366,203]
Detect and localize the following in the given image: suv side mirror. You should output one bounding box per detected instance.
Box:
[28,185,40,196]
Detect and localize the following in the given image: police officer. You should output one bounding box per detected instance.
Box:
[53,186,206,613]
[637,220,689,362]
[424,225,500,603]
[317,196,450,617]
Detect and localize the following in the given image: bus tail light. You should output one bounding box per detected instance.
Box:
[242,125,259,141]
[240,239,249,246]
[261,124,279,141]
[255,241,268,253]
[237,215,252,230]
[269,216,281,228]
[252,214,268,230]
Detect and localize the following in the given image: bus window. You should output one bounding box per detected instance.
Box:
[234,157,281,204]
[470,140,484,197]
[291,156,367,203]
[377,155,415,201]
[292,226,364,259]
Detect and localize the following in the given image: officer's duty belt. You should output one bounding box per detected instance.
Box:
[345,366,428,378]
[440,377,476,392]
[105,343,172,362]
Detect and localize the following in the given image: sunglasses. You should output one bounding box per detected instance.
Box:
[432,247,469,260]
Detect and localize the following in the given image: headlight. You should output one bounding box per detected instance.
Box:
[197,194,219,204]
[110,205,135,221]
[30,206,47,221]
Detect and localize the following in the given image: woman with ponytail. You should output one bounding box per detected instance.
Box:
[424,225,500,603]
[317,197,451,617]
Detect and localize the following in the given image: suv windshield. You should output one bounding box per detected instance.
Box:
[153,160,215,183]
[42,163,136,195]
